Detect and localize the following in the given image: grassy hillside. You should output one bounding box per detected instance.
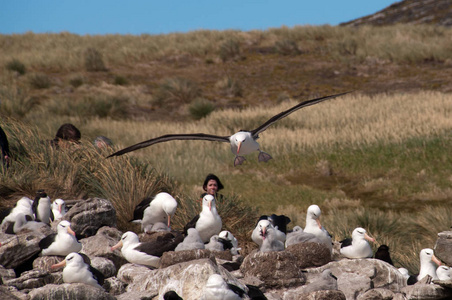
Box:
[1,25,451,273]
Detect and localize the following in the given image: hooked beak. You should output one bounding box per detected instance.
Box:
[262,227,267,240]
[364,233,376,243]
[67,226,76,237]
[316,218,322,229]
[51,259,66,270]
[111,240,123,251]
[236,141,242,154]
[58,204,63,213]
[208,200,212,211]
[432,254,442,266]
[167,214,171,228]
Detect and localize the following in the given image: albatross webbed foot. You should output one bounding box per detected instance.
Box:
[234,156,246,166]
[258,151,272,163]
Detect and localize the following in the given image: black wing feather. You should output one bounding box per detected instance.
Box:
[134,232,184,257]
[88,264,104,286]
[250,92,350,137]
[269,214,291,234]
[39,233,57,250]
[183,214,200,235]
[129,196,154,222]
[108,133,229,158]
[339,237,353,248]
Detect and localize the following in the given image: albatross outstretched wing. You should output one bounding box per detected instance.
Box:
[108,133,230,158]
[250,92,350,137]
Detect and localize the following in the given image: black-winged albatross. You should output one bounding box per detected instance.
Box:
[183,194,222,243]
[1,196,34,226]
[339,227,375,259]
[4,212,48,234]
[32,190,54,224]
[303,204,333,251]
[108,92,349,166]
[130,192,178,233]
[51,198,67,221]
[51,252,104,288]
[251,219,285,247]
[111,231,178,268]
[39,220,82,256]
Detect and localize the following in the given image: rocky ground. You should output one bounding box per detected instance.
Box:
[1,197,452,300]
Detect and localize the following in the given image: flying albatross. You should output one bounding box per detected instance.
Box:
[108,92,349,166]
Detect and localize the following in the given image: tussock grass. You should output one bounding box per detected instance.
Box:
[2,25,451,72]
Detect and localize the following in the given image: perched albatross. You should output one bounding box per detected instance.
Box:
[340,227,375,259]
[201,274,243,300]
[417,248,441,282]
[51,199,67,221]
[51,252,104,288]
[107,92,349,166]
[184,194,222,243]
[111,231,164,268]
[4,212,48,234]
[1,196,34,225]
[32,190,54,224]
[303,204,333,251]
[39,220,82,256]
[436,265,451,281]
[251,219,285,247]
[130,192,178,233]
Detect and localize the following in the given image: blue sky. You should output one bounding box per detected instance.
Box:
[1,1,397,35]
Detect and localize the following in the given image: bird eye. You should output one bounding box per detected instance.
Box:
[67,257,73,261]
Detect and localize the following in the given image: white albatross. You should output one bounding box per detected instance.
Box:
[4,212,48,234]
[1,196,34,226]
[340,227,375,259]
[39,220,82,256]
[51,199,67,220]
[107,92,349,166]
[303,204,332,251]
[184,194,222,243]
[251,219,285,247]
[51,252,104,288]
[201,274,243,300]
[111,231,161,268]
[130,192,178,233]
[417,248,441,281]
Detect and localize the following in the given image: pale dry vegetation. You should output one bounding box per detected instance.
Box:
[1,25,451,273]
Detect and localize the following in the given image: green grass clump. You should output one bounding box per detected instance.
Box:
[28,73,52,89]
[188,98,215,120]
[154,77,201,106]
[274,39,301,55]
[84,47,107,72]
[69,75,84,88]
[215,77,243,97]
[113,75,129,86]
[5,59,26,75]
[219,39,241,62]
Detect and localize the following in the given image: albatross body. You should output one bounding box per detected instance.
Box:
[32,190,54,224]
[39,220,82,256]
[51,252,104,288]
[130,192,178,233]
[4,212,48,234]
[51,199,67,221]
[417,248,441,281]
[1,197,34,225]
[108,92,349,166]
[340,227,375,259]
[251,219,285,247]
[111,231,161,268]
[184,194,222,243]
[304,204,332,251]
